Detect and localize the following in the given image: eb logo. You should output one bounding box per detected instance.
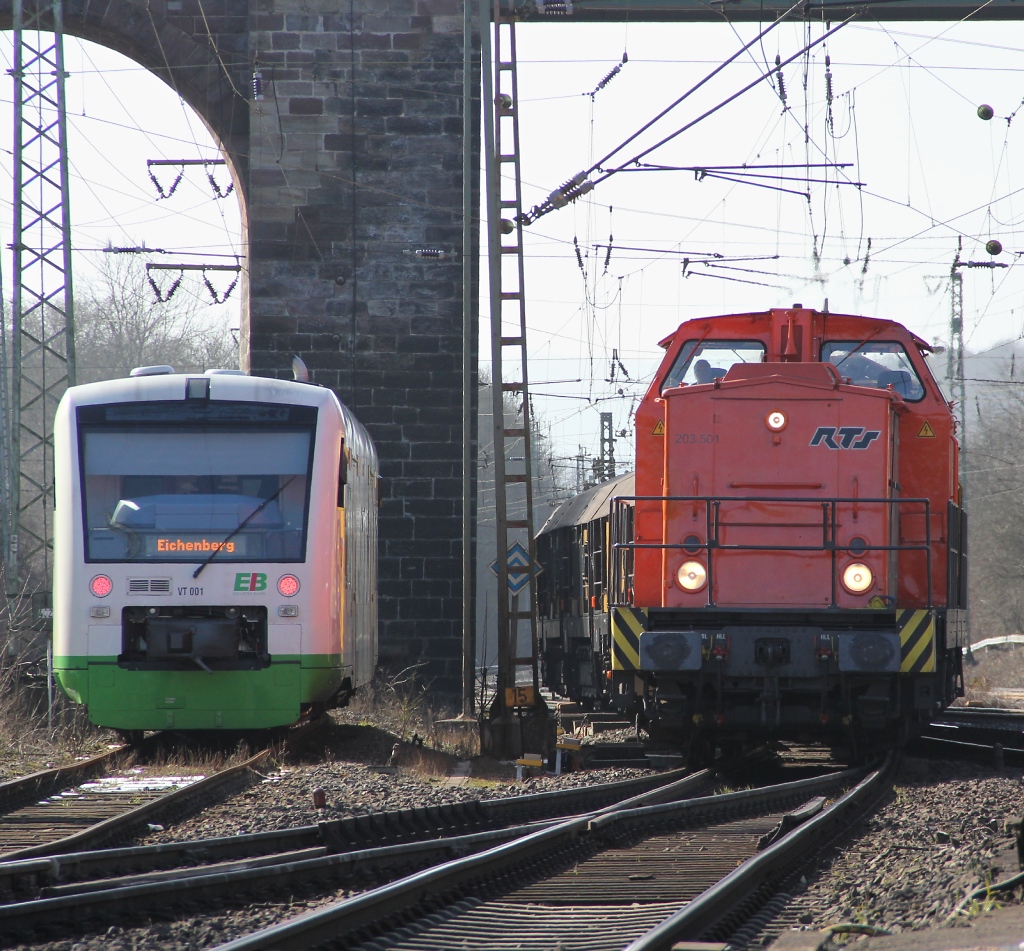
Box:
[234,572,267,592]
[810,426,881,450]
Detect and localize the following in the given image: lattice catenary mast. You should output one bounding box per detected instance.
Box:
[3,0,76,596]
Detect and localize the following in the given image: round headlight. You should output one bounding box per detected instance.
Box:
[676,560,708,592]
[90,574,113,598]
[765,409,788,432]
[278,574,301,597]
[841,562,873,594]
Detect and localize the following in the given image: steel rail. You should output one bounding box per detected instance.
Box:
[623,752,895,950]
[0,768,718,937]
[206,765,863,951]
[1,719,324,863]
[0,745,127,814]
[0,762,711,899]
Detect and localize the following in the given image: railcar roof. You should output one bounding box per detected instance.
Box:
[61,372,338,409]
[538,472,635,535]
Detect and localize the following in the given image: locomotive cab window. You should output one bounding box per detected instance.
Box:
[79,403,316,563]
[661,340,766,391]
[822,341,925,401]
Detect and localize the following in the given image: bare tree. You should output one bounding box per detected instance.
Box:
[961,344,1024,640]
[73,254,237,384]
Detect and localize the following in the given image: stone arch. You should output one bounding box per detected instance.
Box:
[0,0,250,192]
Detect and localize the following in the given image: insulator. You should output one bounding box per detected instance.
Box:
[564,180,594,202]
[594,63,622,94]
[252,70,264,101]
[574,236,584,272]
[407,248,448,259]
[825,70,833,105]
[770,53,786,107]
[603,236,613,272]
[548,189,569,209]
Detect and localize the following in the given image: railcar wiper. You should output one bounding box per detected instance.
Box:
[192,475,297,579]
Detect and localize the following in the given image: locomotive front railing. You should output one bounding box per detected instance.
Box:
[609,494,933,609]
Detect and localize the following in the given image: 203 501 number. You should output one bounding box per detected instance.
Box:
[675,433,719,444]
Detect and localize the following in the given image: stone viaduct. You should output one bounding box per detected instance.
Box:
[6,0,1013,697]
[0,0,478,694]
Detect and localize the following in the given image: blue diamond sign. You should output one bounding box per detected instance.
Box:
[489,540,540,594]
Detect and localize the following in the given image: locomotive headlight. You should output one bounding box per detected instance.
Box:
[841,562,874,594]
[676,560,708,592]
[278,574,301,597]
[90,574,113,598]
[765,409,788,432]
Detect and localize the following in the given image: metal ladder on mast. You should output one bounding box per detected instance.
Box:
[482,0,541,718]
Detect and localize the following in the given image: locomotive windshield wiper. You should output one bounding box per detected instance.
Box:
[192,476,297,579]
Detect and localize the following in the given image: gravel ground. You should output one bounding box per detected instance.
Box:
[8,724,1024,951]
[139,716,655,846]
[775,756,1024,944]
[6,664,1024,951]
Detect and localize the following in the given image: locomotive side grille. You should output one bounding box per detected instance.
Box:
[128,578,172,594]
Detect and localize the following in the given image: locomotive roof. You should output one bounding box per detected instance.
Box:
[538,472,635,535]
[656,309,931,351]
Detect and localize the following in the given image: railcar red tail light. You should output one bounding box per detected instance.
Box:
[278,574,301,597]
[90,574,113,598]
[841,562,873,594]
[676,560,708,592]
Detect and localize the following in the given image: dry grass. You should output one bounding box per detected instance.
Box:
[0,660,115,780]
[0,574,115,780]
[340,666,481,759]
[960,643,1024,708]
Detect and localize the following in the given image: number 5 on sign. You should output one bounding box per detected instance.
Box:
[505,685,535,708]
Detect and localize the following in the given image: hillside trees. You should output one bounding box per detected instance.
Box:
[73,253,237,383]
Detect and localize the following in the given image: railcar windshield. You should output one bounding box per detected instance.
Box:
[821,341,925,401]
[661,340,766,391]
[78,401,316,563]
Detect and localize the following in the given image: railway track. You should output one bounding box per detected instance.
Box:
[0,764,720,940]
[914,705,1024,766]
[0,722,321,862]
[199,757,888,951]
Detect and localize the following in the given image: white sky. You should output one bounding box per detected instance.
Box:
[2,19,1024,475]
[0,34,243,362]
[498,18,1024,474]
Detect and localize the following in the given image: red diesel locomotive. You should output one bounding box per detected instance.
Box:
[537,306,966,756]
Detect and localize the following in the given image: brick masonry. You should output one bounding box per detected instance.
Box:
[1,0,479,697]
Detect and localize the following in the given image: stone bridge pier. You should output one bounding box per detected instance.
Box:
[1,0,478,696]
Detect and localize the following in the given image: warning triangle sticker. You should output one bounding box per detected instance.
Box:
[917,421,936,438]
[652,420,665,436]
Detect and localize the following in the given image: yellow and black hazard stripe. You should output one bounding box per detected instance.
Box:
[611,607,647,670]
[897,608,935,673]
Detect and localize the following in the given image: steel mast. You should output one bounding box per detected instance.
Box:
[6,0,76,600]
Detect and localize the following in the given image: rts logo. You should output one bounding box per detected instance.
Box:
[810,426,881,450]
[234,572,267,592]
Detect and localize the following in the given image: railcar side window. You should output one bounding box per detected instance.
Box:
[821,341,925,401]
[661,340,766,391]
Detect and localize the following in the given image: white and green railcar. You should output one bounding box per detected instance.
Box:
[53,367,378,731]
